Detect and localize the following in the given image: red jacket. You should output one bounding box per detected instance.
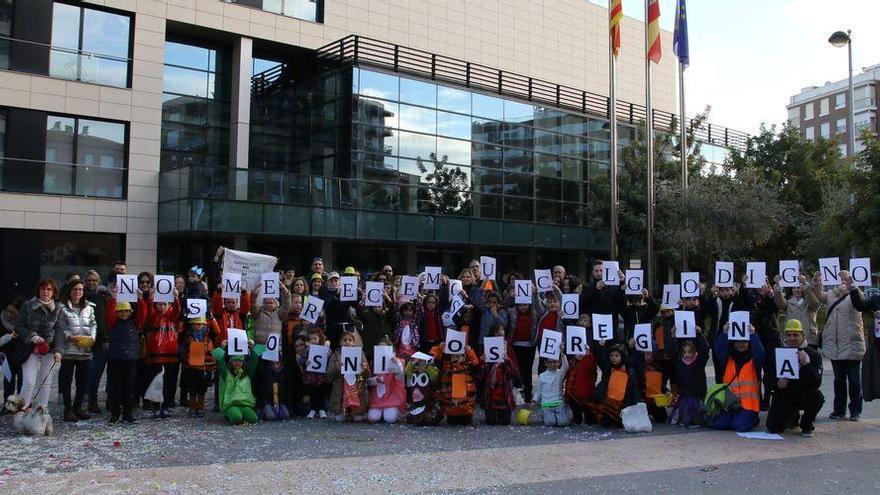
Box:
[144,298,181,364]
[564,353,598,406]
[211,290,251,346]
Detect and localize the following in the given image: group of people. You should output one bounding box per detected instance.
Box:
[1,251,878,438]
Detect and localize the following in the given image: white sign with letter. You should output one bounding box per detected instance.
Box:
[561,294,579,319]
[301,296,324,324]
[186,299,207,318]
[262,333,280,362]
[260,272,280,303]
[566,326,588,356]
[534,269,553,293]
[779,260,800,288]
[514,280,533,304]
[603,261,620,285]
[715,261,735,288]
[483,336,505,363]
[222,272,242,300]
[538,329,562,360]
[423,266,442,290]
[625,270,644,295]
[444,329,467,355]
[339,276,358,302]
[400,275,420,301]
[728,311,750,341]
[850,258,872,287]
[775,348,800,379]
[153,275,175,303]
[674,311,696,339]
[480,256,497,281]
[116,274,138,303]
[373,345,395,374]
[227,328,248,356]
[745,262,766,289]
[680,272,700,298]
[819,257,841,285]
[341,346,363,376]
[306,344,330,373]
[634,323,653,351]
[662,284,680,309]
[592,313,614,342]
[364,281,384,307]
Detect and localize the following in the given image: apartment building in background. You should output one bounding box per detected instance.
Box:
[0,0,746,299]
[787,63,879,156]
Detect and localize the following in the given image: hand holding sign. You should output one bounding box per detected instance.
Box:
[227,328,248,356]
[778,260,800,288]
[625,270,644,295]
[818,257,841,285]
[728,311,750,341]
[633,323,652,351]
[222,272,242,300]
[566,326,587,356]
[539,329,562,359]
[400,275,420,301]
[116,274,138,302]
[592,314,613,342]
[534,269,553,293]
[153,275,175,303]
[423,266,441,290]
[674,311,696,339]
[849,258,872,287]
[603,261,620,286]
[775,348,799,379]
[260,272,280,302]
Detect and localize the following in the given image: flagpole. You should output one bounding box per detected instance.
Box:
[609,30,619,261]
[645,0,656,293]
[679,60,689,271]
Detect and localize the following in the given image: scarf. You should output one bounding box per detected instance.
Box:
[39,299,56,312]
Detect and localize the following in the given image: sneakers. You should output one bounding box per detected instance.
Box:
[801,430,815,438]
[850,415,860,421]
[307,410,317,419]
[829,412,844,420]
[159,409,171,419]
[319,410,328,419]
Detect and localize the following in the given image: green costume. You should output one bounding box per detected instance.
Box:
[211,345,266,424]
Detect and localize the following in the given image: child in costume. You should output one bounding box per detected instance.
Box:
[142,289,182,418]
[367,337,407,423]
[327,329,371,422]
[211,339,262,425]
[534,354,570,426]
[669,331,710,427]
[592,343,640,428]
[180,315,218,417]
[632,348,669,423]
[405,351,443,425]
[432,341,480,425]
[478,324,519,425]
[565,345,599,425]
[392,301,421,360]
[300,328,330,418]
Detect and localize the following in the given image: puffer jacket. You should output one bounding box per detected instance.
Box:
[15,297,63,355]
[819,287,870,361]
[106,298,148,361]
[144,298,182,364]
[58,301,97,360]
[774,282,821,346]
[251,292,291,346]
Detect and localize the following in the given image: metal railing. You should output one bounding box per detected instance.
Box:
[0,35,131,88]
[0,156,126,199]
[317,35,750,152]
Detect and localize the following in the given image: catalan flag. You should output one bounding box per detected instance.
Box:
[647,0,661,63]
[609,0,623,57]
[673,0,689,68]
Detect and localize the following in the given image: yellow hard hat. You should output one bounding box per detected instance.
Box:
[784,319,804,333]
[115,301,132,312]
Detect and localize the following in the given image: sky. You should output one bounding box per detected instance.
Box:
[588,0,880,135]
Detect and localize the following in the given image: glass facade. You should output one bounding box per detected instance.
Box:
[44,114,127,198]
[351,68,609,228]
[223,0,322,23]
[49,2,131,88]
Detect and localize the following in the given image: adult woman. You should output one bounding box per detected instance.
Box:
[816,270,871,421]
[774,274,821,349]
[0,296,24,399]
[57,279,97,421]
[16,279,63,409]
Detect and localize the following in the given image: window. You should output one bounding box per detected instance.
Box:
[805,126,814,141]
[838,143,847,156]
[49,3,131,88]
[224,0,322,23]
[820,122,830,139]
[161,39,231,170]
[819,98,829,116]
[804,102,814,120]
[836,118,847,135]
[44,115,126,197]
[835,93,846,109]
[787,107,800,127]
[854,85,875,110]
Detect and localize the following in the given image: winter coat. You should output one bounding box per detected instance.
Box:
[671,333,710,399]
[534,355,569,406]
[57,301,97,360]
[143,298,182,364]
[84,287,110,347]
[251,291,291,346]
[255,361,292,409]
[106,298,148,361]
[819,288,869,361]
[862,294,880,401]
[594,346,640,407]
[774,282,821,346]
[580,282,626,337]
[768,344,823,398]
[211,290,251,347]
[14,297,63,357]
[478,355,519,411]
[327,349,371,415]
[621,298,659,343]
[505,292,542,346]
[182,321,219,371]
[564,353,598,406]
[478,308,510,345]
[211,345,263,411]
[320,287,357,347]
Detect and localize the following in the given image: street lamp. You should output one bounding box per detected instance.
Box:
[828,30,855,156]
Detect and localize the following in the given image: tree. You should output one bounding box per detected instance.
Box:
[416,152,472,215]
[844,130,880,259]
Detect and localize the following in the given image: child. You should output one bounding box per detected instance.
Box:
[592,343,640,428]
[143,289,182,418]
[565,346,598,425]
[287,334,309,417]
[669,332,710,427]
[256,352,291,421]
[405,352,443,425]
[632,349,669,423]
[432,341,480,425]
[367,337,406,423]
[393,301,421,360]
[534,354,570,426]
[327,330,371,422]
[478,325,519,425]
[251,283,292,346]
[105,298,148,424]
[181,316,219,417]
[506,295,540,402]
[418,293,445,353]
[300,328,330,419]
[211,339,262,425]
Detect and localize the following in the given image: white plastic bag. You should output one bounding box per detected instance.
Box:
[621,402,653,433]
[144,368,165,404]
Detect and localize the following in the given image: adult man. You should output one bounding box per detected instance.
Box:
[320,272,356,349]
[309,257,326,280]
[580,260,626,342]
[83,270,110,413]
[766,320,824,437]
[700,284,749,383]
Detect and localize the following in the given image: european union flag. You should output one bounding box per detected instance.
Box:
[673,0,689,68]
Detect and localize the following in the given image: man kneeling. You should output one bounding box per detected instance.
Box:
[766,320,824,438]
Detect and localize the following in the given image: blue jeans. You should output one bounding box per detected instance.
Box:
[831,359,862,416]
[87,346,108,403]
[711,410,759,432]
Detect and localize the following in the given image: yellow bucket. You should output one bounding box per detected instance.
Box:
[652,393,672,407]
[516,408,532,426]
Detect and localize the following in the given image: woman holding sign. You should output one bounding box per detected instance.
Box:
[712,323,764,432]
[816,270,870,421]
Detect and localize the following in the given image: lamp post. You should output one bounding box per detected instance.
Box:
[828,30,855,156]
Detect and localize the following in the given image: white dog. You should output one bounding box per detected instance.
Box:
[4,395,53,436]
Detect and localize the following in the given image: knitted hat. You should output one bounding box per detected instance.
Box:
[115,301,132,312]
[784,319,804,333]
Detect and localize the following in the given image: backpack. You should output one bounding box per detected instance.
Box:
[700,382,741,425]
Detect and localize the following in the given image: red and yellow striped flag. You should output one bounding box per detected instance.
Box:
[647,0,662,63]
[609,0,623,57]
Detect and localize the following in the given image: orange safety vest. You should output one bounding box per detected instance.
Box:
[645,370,663,397]
[607,368,629,402]
[653,325,666,352]
[723,357,760,412]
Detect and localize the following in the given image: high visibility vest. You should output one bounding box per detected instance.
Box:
[607,368,629,402]
[645,370,663,397]
[653,325,665,351]
[723,357,760,412]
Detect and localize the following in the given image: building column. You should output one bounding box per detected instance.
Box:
[321,240,334,271]
[230,36,252,201]
[406,244,417,274]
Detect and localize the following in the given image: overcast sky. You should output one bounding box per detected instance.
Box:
[588,0,880,135]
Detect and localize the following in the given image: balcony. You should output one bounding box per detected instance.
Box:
[159,164,607,250]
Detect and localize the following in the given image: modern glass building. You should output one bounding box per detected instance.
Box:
[0,0,745,299]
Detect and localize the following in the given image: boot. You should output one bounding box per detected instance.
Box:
[88,400,102,414]
[63,408,78,422]
[74,408,90,420]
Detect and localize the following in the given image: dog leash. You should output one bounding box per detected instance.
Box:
[29,360,57,407]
